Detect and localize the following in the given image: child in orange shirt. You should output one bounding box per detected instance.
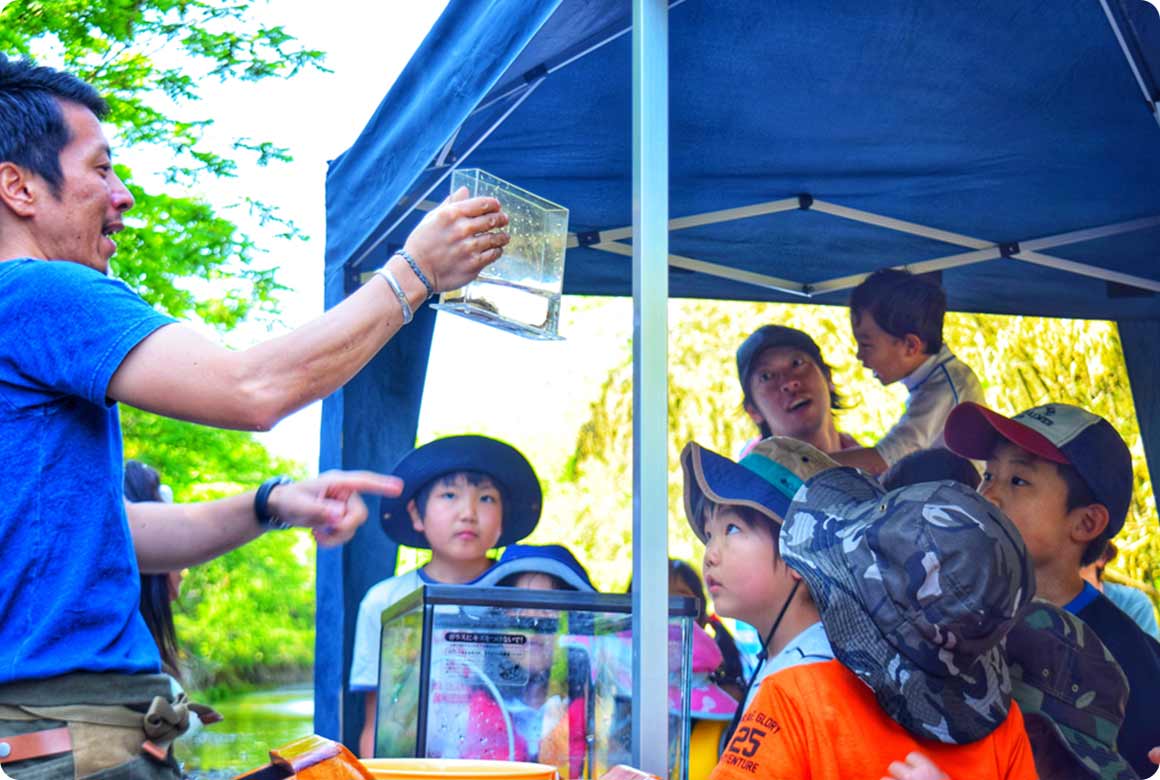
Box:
[681,437,1038,780]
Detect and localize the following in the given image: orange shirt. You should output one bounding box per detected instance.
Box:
[709,660,1037,780]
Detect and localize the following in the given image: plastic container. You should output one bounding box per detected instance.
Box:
[432,169,569,340]
[361,758,558,780]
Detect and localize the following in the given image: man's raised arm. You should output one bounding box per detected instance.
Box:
[108,190,508,431]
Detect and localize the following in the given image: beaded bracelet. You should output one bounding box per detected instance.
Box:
[397,249,435,299]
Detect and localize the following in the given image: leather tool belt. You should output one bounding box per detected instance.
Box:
[0,672,194,779]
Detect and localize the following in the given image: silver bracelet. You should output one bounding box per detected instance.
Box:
[376,266,413,325]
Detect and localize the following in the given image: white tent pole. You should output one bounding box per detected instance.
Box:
[808,248,1003,295]
[632,0,670,776]
[1097,0,1160,127]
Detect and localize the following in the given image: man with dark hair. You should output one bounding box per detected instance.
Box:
[735,325,859,454]
[946,401,1160,776]
[833,268,984,476]
[0,54,511,777]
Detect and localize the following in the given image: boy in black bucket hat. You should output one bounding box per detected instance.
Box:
[685,437,1038,780]
[348,434,542,756]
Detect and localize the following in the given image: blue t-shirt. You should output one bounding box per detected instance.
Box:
[0,259,175,684]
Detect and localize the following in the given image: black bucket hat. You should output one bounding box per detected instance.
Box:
[380,435,542,549]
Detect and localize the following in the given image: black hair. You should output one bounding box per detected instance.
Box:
[496,570,575,591]
[124,460,182,679]
[124,459,163,502]
[881,448,981,492]
[0,54,108,196]
[413,470,510,518]
[1056,462,1111,567]
[849,268,946,354]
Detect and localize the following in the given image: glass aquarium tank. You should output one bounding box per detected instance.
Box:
[432,169,569,340]
[375,585,696,780]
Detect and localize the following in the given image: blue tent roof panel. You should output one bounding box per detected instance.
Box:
[326,0,1160,320]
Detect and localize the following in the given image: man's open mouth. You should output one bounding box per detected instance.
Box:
[786,397,811,412]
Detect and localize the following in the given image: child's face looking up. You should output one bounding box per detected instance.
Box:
[701,504,788,636]
[409,474,504,562]
[979,440,1077,568]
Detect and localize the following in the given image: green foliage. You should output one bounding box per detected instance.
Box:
[548,300,1158,595]
[1,0,323,330]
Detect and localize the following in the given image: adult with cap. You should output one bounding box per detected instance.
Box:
[0,54,509,778]
[735,325,860,455]
[349,435,542,757]
[685,437,1037,780]
[946,401,1160,776]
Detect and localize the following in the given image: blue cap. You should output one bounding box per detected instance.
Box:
[681,437,842,541]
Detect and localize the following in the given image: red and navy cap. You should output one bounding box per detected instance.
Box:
[945,403,1134,535]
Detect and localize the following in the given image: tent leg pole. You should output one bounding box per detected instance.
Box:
[631,0,671,777]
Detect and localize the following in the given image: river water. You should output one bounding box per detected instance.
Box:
[176,684,315,778]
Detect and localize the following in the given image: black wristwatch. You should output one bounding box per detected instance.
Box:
[254,475,293,531]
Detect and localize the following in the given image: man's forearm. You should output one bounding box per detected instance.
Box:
[129,471,394,572]
[129,493,264,573]
[231,254,426,429]
[110,253,422,432]
[109,192,509,432]
[830,445,889,476]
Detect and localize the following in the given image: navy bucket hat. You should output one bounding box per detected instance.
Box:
[781,468,1036,744]
[380,435,542,549]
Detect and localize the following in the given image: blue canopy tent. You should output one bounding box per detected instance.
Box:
[316,1,1160,772]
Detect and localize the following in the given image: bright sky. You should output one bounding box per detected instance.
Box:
[161,0,634,476]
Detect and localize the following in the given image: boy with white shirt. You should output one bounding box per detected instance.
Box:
[834,268,984,476]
